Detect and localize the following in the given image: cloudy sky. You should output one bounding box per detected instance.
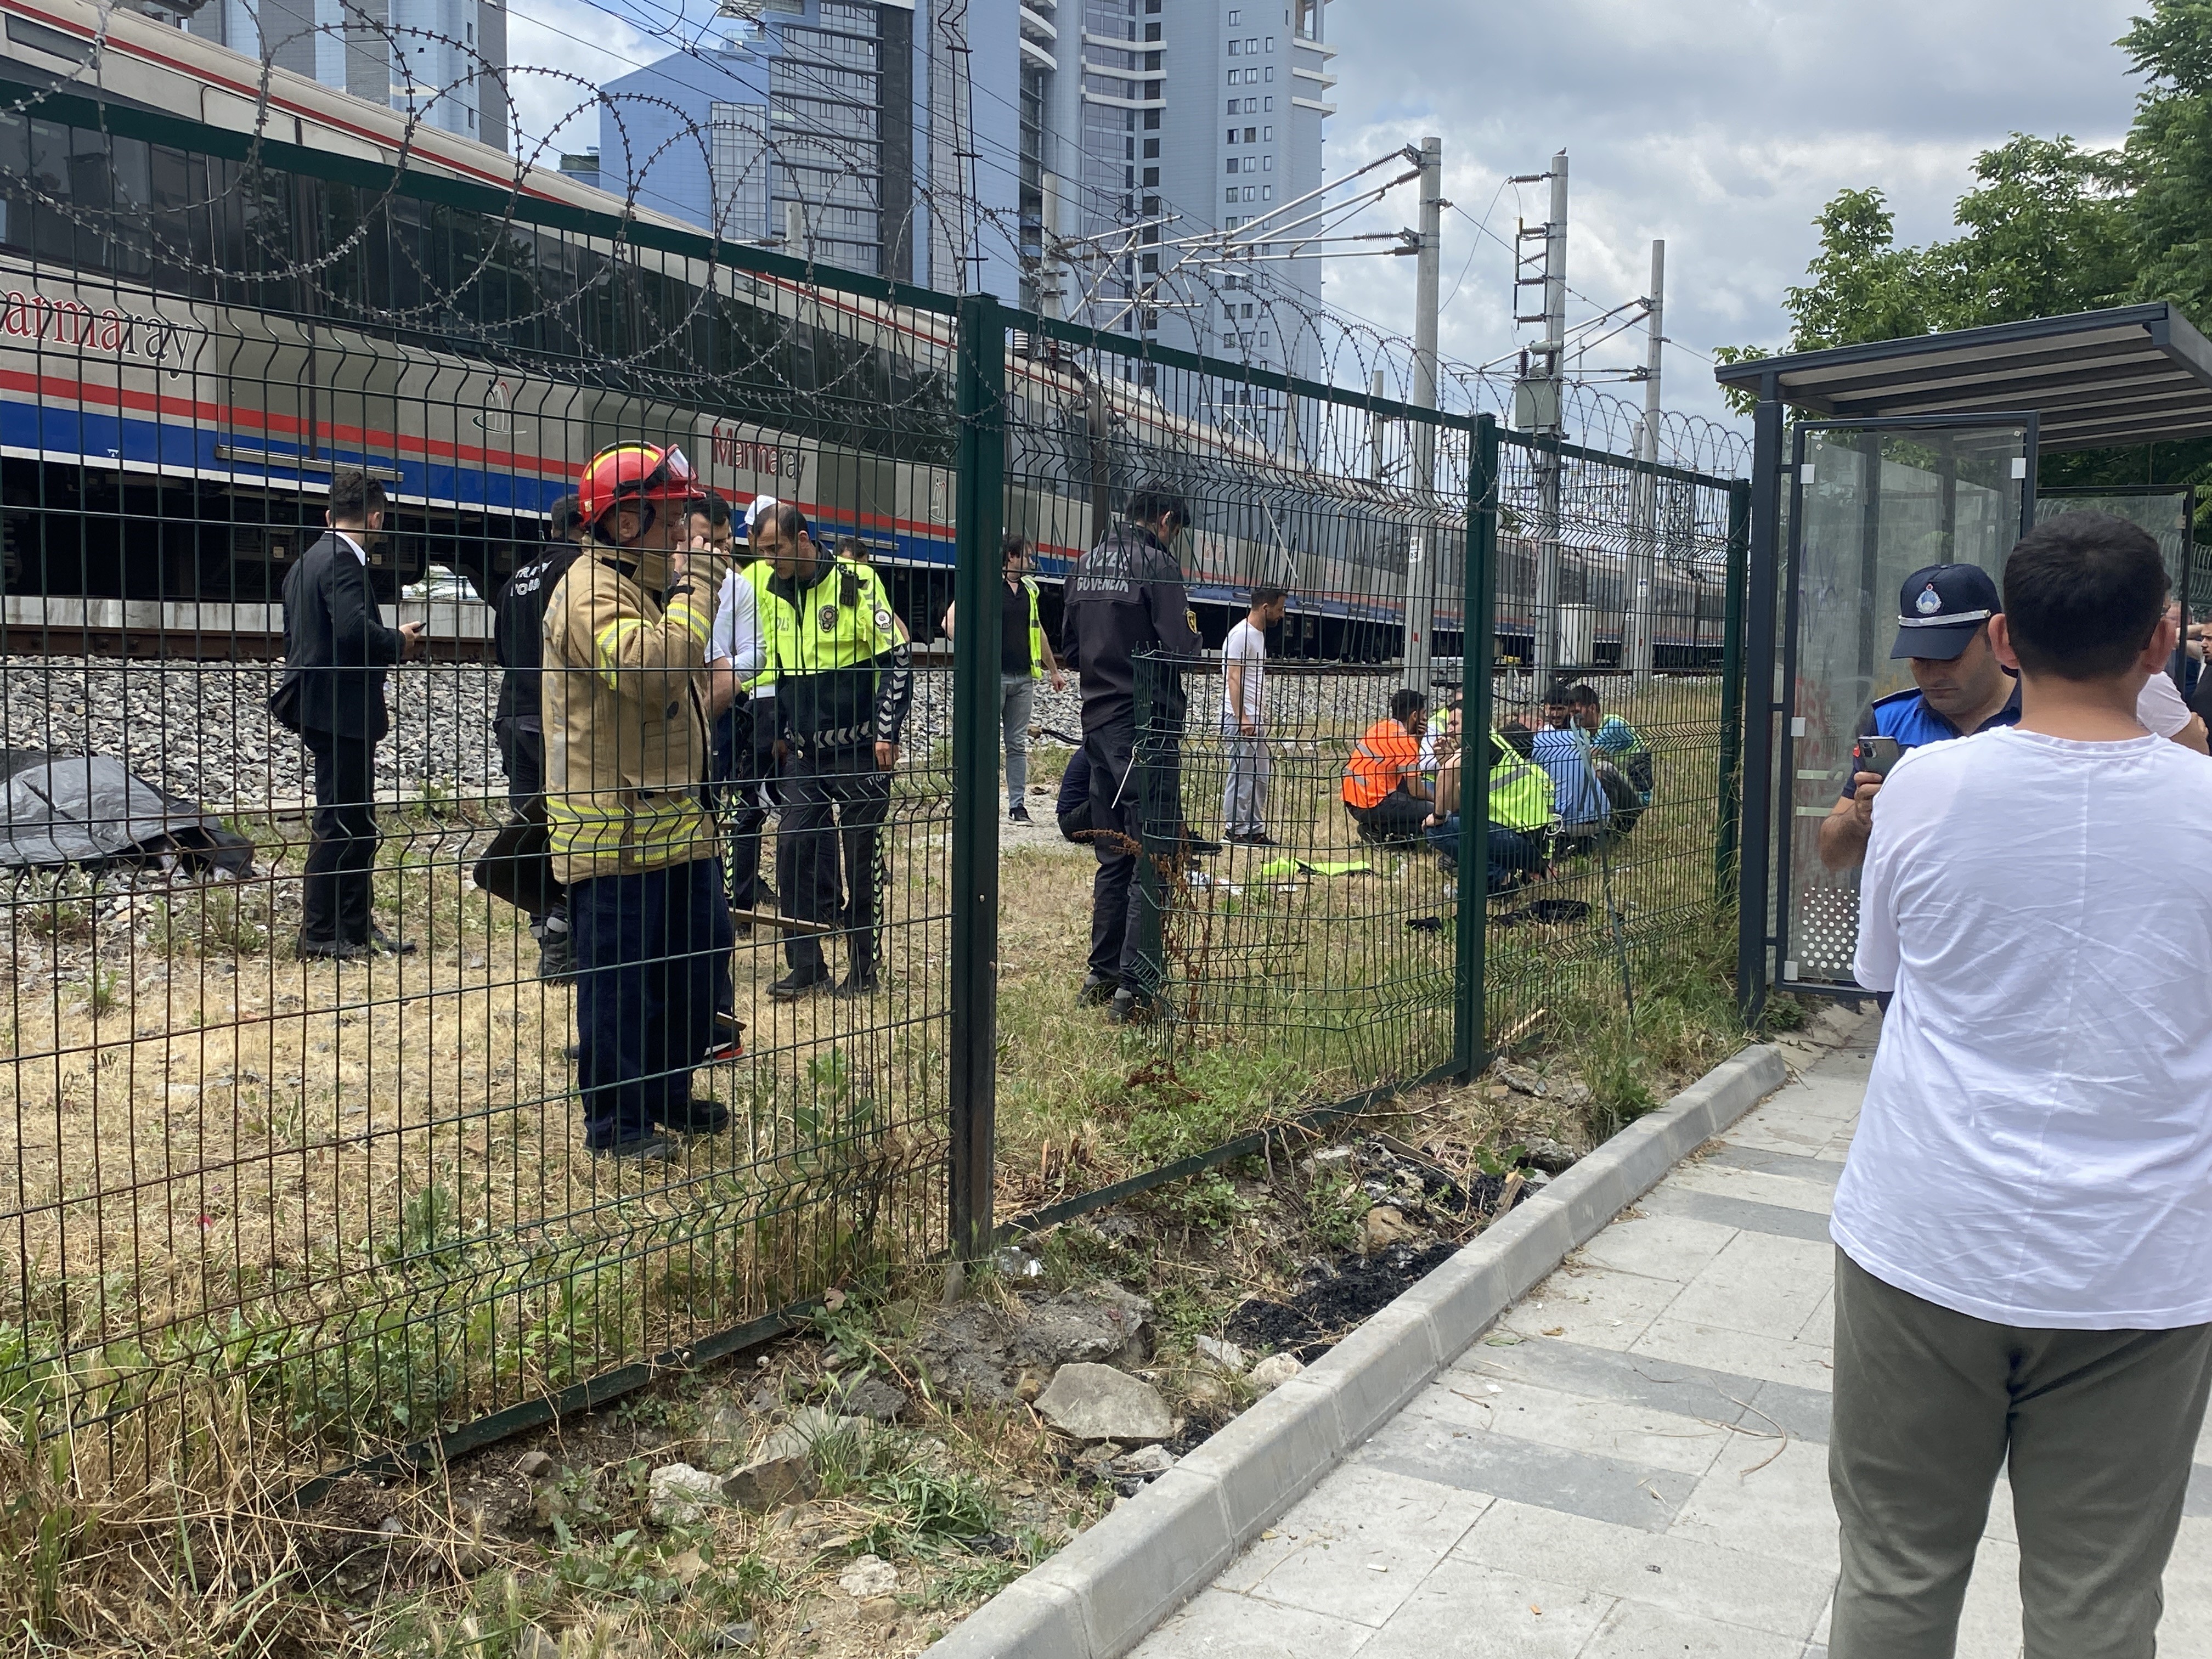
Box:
[1318,0,2147,436]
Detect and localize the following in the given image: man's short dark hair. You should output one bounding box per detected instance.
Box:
[2004,512,2170,681]
[1543,679,1575,707]
[1390,687,1428,725]
[1249,584,1288,609]
[1002,532,1031,561]
[329,469,387,523]
[1566,682,1601,712]
[547,492,583,537]
[690,490,732,529]
[837,535,870,562]
[757,500,812,544]
[1126,487,1190,533]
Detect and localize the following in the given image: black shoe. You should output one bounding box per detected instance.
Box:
[833,967,881,1000]
[702,1012,746,1062]
[1008,804,1031,824]
[538,929,574,981]
[590,1133,674,1161]
[368,926,416,956]
[769,965,832,1001]
[1184,836,1223,856]
[1077,973,1117,1007]
[1243,832,1279,847]
[295,933,370,961]
[1109,989,1160,1026]
[659,1097,731,1136]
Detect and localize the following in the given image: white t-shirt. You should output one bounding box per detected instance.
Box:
[1221,618,1266,730]
[1839,724,2212,1329]
[2137,668,2192,738]
[709,572,766,695]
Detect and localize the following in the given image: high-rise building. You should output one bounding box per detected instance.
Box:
[186,0,509,151]
[1020,0,1331,381]
[597,1,922,283]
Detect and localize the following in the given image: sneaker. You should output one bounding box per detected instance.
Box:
[591,1133,675,1161]
[367,926,417,956]
[702,1012,746,1062]
[769,964,832,1001]
[659,1097,732,1136]
[833,966,881,1000]
[295,933,370,962]
[1008,804,1031,824]
[1077,973,1117,1007]
[1108,988,1160,1026]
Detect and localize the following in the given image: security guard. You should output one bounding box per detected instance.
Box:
[757,501,912,998]
[543,441,736,1159]
[1818,562,2019,872]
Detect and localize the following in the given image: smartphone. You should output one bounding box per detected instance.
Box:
[1853,735,1903,780]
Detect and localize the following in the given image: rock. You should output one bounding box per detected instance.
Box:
[720,1452,815,1512]
[1491,1058,1547,1097]
[994,1246,1045,1279]
[911,1300,1020,1404]
[695,1405,755,1471]
[647,1463,720,1526]
[837,1554,900,1599]
[1034,1363,1173,1443]
[859,1596,901,1626]
[1553,1081,1594,1109]
[709,1622,758,1651]
[757,1406,867,1463]
[515,1625,562,1659]
[1521,1134,1578,1175]
[1109,1443,1176,1479]
[1009,1286,1154,1370]
[1361,1205,1420,1252]
[829,1372,909,1424]
[514,1449,554,1482]
[1194,1335,1248,1373]
[529,1485,569,1529]
[1249,1353,1305,1393]
[376,1514,405,1536]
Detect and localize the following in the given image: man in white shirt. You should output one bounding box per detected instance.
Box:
[1833,510,2212,1658]
[2135,599,2209,752]
[1220,585,1286,845]
[703,495,774,926]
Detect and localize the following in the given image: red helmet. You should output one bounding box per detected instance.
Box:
[576,442,702,532]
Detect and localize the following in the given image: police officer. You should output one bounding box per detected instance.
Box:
[1063,487,1203,1023]
[1818,562,2019,872]
[758,501,912,999]
[492,492,585,975]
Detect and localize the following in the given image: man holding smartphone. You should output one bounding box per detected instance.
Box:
[1817,563,2019,871]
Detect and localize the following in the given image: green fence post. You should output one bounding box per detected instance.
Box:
[949,292,1006,1262]
[1454,413,1499,1078]
[1716,477,1750,899]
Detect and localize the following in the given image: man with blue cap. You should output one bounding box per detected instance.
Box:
[1818,562,2019,872]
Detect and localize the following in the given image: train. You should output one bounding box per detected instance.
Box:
[0,0,1733,668]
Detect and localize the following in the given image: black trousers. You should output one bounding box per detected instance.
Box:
[302,728,379,945]
[495,718,565,928]
[1347,788,1432,848]
[1082,720,1177,994]
[710,699,774,915]
[776,742,890,973]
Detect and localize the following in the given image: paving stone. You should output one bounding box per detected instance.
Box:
[1627,1316,1836,1394]
[1578,1598,1807,1657]
[1668,1435,1840,1571]
[1217,1464,1488,1628]
[1133,1587,1380,1658]
[1567,1210,1739,1285]
[1357,1557,1609,1657]
[1400,1373,1731,1478]
[1701,1144,1847,1187]
[1637,1184,1836,1244]
[1664,1232,1833,1345]
[1360,1412,1700,1532]
[1502,1263,1684,1351]
[1666,1161,1836,1217]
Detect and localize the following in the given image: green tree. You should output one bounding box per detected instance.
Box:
[1936,134,2135,326]
[2122,1,2212,313]
[1782,188,1940,348]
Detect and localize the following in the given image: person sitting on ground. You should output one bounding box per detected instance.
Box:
[1572,682,1655,806]
[1425,720,1553,893]
[1830,510,2212,1657]
[1342,688,1432,847]
[1532,681,1607,853]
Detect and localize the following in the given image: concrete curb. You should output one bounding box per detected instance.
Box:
[924,1041,1790,1659]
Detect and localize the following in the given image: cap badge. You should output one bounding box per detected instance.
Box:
[1915,584,1943,616]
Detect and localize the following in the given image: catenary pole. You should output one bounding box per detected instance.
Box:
[1533,149,1567,681]
[1626,238,1664,680]
[1403,134,1443,695]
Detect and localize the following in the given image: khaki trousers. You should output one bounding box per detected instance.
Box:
[1830,1249,2212,1658]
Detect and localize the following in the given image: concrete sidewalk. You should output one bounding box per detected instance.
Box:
[1132,1023,2212,1658]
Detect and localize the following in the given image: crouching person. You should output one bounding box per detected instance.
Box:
[544,442,736,1160]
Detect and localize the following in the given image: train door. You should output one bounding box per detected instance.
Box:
[1774,414,2036,996]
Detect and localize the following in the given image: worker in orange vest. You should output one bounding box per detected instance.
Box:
[1342,687,1432,847]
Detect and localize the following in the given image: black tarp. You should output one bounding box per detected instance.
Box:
[0,751,256,876]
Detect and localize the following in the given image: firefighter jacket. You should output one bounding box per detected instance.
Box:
[541,534,730,882]
[764,551,913,749]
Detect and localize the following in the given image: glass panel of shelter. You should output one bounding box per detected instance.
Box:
[1778,418,2035,992]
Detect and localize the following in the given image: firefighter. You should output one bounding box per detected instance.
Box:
[756,501,912,999]
[543,441,736,1159]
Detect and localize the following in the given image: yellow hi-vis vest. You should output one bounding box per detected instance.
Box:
[740,558,784,694]
[1488,740,1554,833]
[769,555,900,674]
[1020,576,1045,678]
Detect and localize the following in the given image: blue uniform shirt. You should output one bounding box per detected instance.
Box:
[1838,678,2023,803]
[1532,725,1607,826]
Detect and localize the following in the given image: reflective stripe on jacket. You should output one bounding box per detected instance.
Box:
[1022,577,1045,679]
[1342,717,1419,809]
[741,560,786,695]
[1488,743,1554,832]
[542,537,720,882]
[766,554,913,747]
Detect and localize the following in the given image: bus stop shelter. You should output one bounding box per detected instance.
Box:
[1715,302,2212,1017]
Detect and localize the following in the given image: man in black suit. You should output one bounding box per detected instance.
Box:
[279,469,427,959]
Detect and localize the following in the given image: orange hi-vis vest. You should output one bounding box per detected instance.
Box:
[1342,717,1419,809]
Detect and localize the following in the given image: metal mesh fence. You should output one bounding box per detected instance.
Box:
[0,72,1747,1481]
